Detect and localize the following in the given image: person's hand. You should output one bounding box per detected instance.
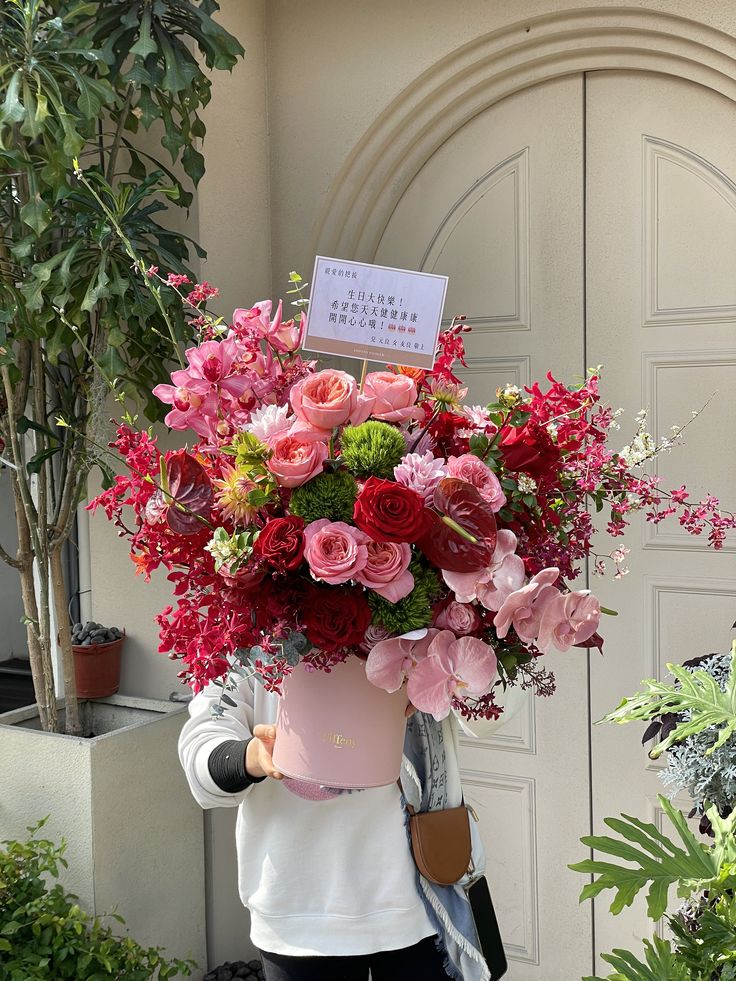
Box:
[245,724,284,780]
[405,703,417,719]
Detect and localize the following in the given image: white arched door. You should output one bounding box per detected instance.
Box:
[372,70,736,980]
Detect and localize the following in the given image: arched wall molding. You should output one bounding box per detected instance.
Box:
[313,6,736,261]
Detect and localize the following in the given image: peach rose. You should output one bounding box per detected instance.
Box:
[267,432,329,488]
[446,454,506,512]
[290,369,374,433]
[364,371,422,422]
[433,601,480,635]
[354,540,414,602]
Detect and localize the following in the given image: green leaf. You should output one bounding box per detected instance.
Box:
[584,935,688,981]
[20,195,52,236]
[129,8,158,58]
[601,642,736,759]
[0,71,25,125]
[181,144,204,185]
[570,795,721,920]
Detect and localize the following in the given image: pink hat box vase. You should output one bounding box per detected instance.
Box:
[271,655,408,790]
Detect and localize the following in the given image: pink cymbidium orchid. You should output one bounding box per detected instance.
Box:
[406,630,497,721]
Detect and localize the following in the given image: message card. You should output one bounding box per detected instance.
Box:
[302,256,449,369]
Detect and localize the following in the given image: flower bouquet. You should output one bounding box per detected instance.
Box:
[90,274,734,789]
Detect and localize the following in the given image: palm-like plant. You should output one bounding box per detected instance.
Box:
[0,0,243,733]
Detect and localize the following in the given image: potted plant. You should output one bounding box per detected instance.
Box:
[71,620,125,698]
[0,0,243,968]
[0,819,197,979]
[569,641,736,979]
[0,0,243,737]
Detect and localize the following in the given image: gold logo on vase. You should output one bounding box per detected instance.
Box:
[322,731,356,749]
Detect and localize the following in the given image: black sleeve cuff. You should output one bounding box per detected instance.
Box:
[207,738,267,793]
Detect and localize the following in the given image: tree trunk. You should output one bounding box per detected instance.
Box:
[50,546,80,735]
[12,477,57,732]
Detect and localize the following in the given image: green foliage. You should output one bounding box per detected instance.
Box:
[368,559,440,633]
[0,819,196,979]
[570,796,721,920]
[289,470,359,524]
[583,935,689,981]
[340,421,407,479]
[601,642,736,759]
[572,800,736,981]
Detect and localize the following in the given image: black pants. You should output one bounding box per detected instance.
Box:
[260,936,448,980]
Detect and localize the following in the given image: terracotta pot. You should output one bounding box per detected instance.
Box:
[272,656,408,789]
[73,634,124,699]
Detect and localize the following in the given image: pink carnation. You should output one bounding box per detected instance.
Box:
[364,371,422,422]
[446,454,506,512]
[303,519,370,584]
[354,540,413,602]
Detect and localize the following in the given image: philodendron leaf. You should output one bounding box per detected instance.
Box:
[601,642,736,759]
[569,795,718,920]
[583,935,689,981]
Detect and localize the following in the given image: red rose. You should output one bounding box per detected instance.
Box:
[253,515,305,572]
[499,421,560,478]
[353,477,430,543]
[303,586,372,650]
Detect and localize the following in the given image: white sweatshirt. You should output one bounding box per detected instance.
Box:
[178,675,436,956]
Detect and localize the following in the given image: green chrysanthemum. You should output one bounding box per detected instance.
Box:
[368,560,441,633]
[340,421,406,479]
[289,470,359,524]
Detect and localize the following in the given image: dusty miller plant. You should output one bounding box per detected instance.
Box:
[0,0,243,733]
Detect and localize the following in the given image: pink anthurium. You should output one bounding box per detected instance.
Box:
[406,630,497,721]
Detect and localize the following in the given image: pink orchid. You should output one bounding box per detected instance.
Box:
[442,529,525,608]
[493,568,560,645]
[366,629,438,693]
[406,631,497,721]
[536,590,602,653]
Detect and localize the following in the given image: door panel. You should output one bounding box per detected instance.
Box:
[375,75,590,980]
[586,70,736,968]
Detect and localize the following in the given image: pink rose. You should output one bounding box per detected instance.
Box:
[493,568,560,645]
[446,454,506,512]
[354,540,413,602]
[290,369,375,433]
[364,371,422,423]
[536,590,601,653]
[443,529,525,609]
[433,601,480,635]
[267,432,329,488]
[303,519,370,584]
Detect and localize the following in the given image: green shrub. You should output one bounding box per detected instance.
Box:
[0,820,196,980]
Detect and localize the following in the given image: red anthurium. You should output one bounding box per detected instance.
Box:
[163,450,213,535]
[418,477,497,573]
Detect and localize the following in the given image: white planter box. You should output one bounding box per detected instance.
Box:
[0,694,206,978]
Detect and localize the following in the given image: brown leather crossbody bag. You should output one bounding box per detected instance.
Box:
[405,801,473,886]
